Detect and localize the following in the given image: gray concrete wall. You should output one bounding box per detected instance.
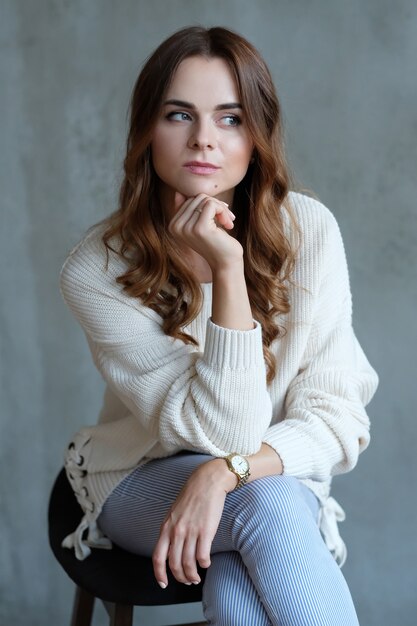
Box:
[1,1,416,624]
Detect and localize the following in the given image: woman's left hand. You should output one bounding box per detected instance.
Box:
[152,458,236,587]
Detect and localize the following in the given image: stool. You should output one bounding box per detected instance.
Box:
[48,468,207,626]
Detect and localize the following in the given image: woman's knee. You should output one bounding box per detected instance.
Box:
[234,475,308,525]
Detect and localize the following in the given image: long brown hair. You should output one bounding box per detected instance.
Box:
[101,26,300,384]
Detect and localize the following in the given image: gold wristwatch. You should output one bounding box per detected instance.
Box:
[224,453,250,490]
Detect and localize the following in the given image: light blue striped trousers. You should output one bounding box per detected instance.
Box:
[98,452,360,625]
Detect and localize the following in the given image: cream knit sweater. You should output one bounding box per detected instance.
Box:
[60,192,378,565]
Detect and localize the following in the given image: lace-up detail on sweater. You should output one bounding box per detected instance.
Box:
[62,437,112,560]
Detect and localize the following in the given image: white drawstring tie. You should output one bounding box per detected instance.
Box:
[318,496,347,567]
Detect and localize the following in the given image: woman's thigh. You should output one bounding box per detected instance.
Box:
[97,452,320,557]
[97,452,216,555]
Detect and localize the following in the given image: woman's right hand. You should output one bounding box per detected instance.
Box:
[152,458,236,588]
[168,192,244,272]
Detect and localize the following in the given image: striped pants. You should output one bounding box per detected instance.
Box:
[98,453,359,625]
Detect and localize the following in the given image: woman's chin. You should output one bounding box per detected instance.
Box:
[176,179,227,199]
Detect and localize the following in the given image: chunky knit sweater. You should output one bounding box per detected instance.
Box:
[60,192,378,565]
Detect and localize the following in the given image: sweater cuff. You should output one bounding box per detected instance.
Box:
[203,318,264,370]
[263,425,315,478]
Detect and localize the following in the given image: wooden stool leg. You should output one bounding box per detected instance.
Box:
[70,586,95,626]
[109,603,133,626]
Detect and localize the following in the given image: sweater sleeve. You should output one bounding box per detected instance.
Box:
[263,208,378,482]
[60,233,272,457]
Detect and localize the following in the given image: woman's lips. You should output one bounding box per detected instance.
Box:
[183,161,220,175]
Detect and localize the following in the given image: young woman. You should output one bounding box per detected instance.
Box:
[60,26,378,625]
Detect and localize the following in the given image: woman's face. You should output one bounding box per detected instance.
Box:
[151,56,254,211]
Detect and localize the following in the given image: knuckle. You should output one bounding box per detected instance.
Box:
[172,525,185,539]
[169,563,183,578]
[168,222,179,237]
[193,224,205,236]
[152,554,164,566]
[184,566,197,579]
[197,550,211,568]
[183,223,193,235]
[182,557,195,571]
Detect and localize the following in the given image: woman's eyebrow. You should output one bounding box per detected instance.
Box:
[164,99,242,110]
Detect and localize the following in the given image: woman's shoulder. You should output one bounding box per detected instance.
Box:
[60,222,127,294]
[284,191,348,294]
[285,191,343,256]
[59,223,163,326]
[286,191,339,234]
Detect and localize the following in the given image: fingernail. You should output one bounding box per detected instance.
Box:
[192,580,200,585]
[158,581,167,589]
[228,210,235,219]
[184,582,192,585]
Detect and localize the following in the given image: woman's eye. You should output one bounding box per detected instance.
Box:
[221,115,241,127]
[166,111,192,122]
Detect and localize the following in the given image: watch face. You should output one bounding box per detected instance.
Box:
[231,455,249,474]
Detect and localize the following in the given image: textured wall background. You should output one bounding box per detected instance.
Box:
[1,1,416,624]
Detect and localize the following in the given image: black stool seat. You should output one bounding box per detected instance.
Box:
[48,468,205,608]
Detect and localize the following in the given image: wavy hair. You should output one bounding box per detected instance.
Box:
[101,26,300,384]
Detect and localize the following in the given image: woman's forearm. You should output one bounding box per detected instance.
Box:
[246,442,284,483]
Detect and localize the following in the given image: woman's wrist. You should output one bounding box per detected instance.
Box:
[200,458,239,493]
[210,257,244,279]
[198,444,284,495]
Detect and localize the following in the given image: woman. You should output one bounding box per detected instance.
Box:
[60,26,378,625]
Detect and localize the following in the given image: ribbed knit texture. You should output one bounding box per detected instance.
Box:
[60,191,378,561]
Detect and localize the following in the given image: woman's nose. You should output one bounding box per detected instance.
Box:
[187,120,217,150]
